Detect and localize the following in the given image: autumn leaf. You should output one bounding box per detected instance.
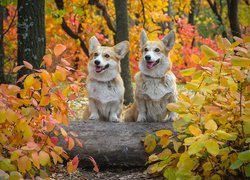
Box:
[201,45,219,58]
[39,151,50,166]
[205,140,219,156]
[144,134,157,153]
[205,120,218,131]
[54,44,67,57]
[13,65,24,73]
[188,125,202,136]
[17,156,31,172]
[23,60,33,70]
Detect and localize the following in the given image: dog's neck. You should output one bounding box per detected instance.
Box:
[139,56,172,78]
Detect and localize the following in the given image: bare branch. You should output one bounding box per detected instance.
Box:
[54,0,89,56]
[3,8,17,36]
[88,0,116,33]
[140,0,146,29]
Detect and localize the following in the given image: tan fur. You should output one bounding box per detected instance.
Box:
[84,36,129,122]
[124,30,177,122]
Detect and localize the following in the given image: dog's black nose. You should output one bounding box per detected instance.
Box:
[145,55,151,61]
[94,60,100,65]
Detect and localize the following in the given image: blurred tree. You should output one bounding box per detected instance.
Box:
[17,0,45,81]
[206,0,227,37]
[114,0,133,105]
[227,0,241,37]
[188,0,196,25]
[0,5,5,83]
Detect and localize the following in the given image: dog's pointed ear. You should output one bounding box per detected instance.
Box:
[162,31,175,50]
[140,30,148,48]
[114,41,129,59]
[89,36,100,54]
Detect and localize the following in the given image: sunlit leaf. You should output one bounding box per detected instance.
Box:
[54,44,66,57]
[205,140,219,156]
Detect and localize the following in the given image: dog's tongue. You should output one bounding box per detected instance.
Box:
[146,62,155,69]
[95,66,103,73]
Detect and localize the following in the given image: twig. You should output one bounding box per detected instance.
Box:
[3,8,17,36]
[140,0,146,29]
[54,0,89,56]
[88,0,116,33]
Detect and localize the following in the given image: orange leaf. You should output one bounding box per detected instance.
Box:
[40,95,50,106]
[23,60,33,70]
[54,44,66,57]
[17,155,31,172]
[75,138,83,148]
[17,74,28,83]
[43,54,53,67]
[13,65,24,73]
[68,137,75,150]
[32,152,40,169]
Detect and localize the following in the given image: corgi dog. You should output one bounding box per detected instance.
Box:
[85,36,129,122]
[124,30,177,122]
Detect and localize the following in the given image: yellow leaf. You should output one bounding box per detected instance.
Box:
[6,109,18,123]
[231,57,250,67]
[205,140,219,156]
[0,110,7,123]
[39,151,50,166]
[144,134,156,153]
[54,44,66,57]
[24,74,34,88]
[177,153,194,171]
[180,68,196,77]
[159,136,170,148]
[60,127,68,137]
[191,54,200,63]
[201,45,219,58]
[155,130,172,137]
[17,156,31,172]
[188,125,202,136]
[188,141,204,155]
[205,120,218,131]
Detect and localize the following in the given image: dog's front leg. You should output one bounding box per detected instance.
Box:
[89,98,99,120]
[109,101,121,122]
[136,98,147,122]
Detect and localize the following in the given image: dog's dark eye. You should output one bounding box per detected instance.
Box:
[144,48,148,52]
[104,54,110,58]
[94,53,99,57]
[154,48,160,52]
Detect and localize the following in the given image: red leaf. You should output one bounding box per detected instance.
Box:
[23,60,33,70]
[88,156,99,172]
[51,136,59,145]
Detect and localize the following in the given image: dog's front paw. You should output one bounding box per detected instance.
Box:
[137,114,147,122]
[167,112,177,121]
[89,113,99,120]
[110,115,120,123]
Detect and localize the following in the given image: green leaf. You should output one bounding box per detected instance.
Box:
[230,160,244,169]
[9,171,23,180]
[245,163,250,177]
[205,140,219,156]
[164,168,176,179]
[231,57,250,67]
[238,150,250,161]
[180,68,196,77]
[144,134,156,153]
[201,45,219,58]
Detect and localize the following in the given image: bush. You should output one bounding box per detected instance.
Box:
[144,36,250,179]
[0,44,83,179]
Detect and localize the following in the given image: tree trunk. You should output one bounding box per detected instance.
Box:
[17,0,45,82]
[0,5,5,84]
[227,0,241,37]
[167,0,174,30]
[61,121,173,168]
[188,0,196,25]
[114,0,134,105]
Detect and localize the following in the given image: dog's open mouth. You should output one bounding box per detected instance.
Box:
[95,64,109,73]
[146,59,160,69]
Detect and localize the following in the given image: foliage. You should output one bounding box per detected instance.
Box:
[144,35,250,179]
[0,44,84,178]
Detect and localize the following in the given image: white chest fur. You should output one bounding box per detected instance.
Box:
[136,72,176,101]
[87,79,124,104]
